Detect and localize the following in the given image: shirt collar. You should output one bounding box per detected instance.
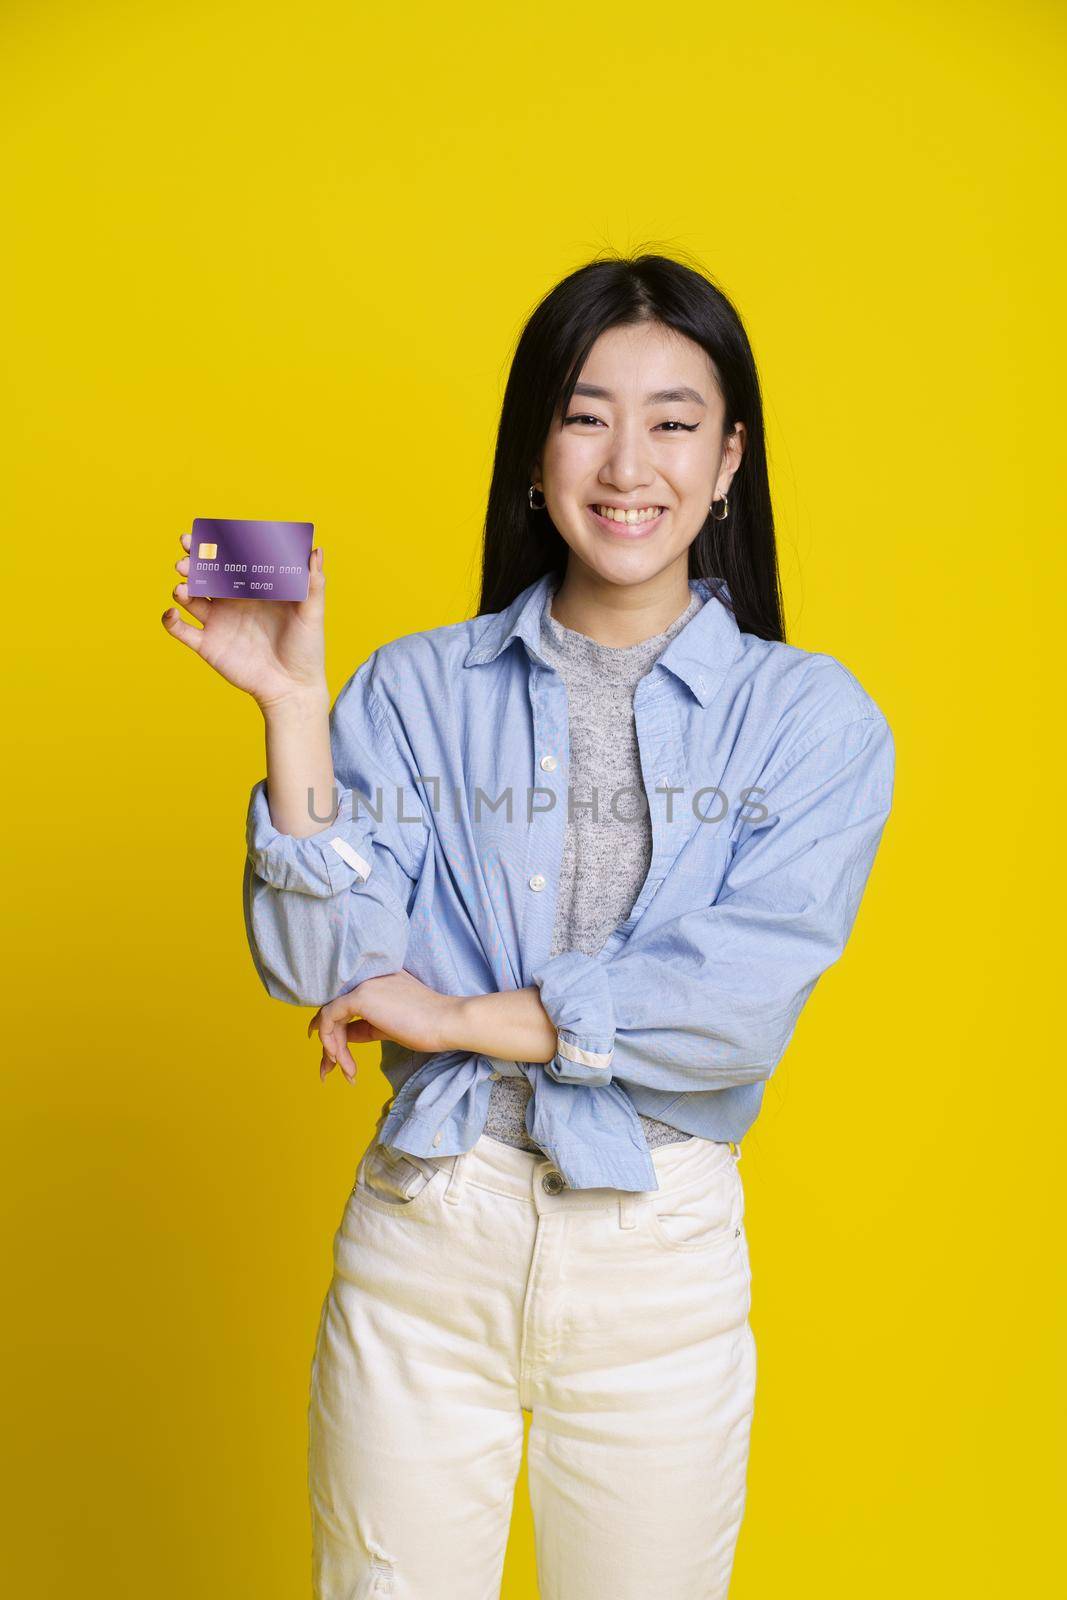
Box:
[462,570,741,708]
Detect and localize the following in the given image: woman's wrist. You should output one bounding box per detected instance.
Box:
[258,682,331,724]
[447,989,557,1064]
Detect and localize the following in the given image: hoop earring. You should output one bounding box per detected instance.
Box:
[710,493,729,522]
[528,484,547,511]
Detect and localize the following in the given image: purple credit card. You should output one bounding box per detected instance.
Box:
[188,518,314,601]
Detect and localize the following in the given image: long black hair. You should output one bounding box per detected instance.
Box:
[476,250,785,643]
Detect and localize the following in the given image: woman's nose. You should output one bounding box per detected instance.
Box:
[599,424,655,490]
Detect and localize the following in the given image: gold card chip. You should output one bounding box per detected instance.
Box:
[198,542,218,559]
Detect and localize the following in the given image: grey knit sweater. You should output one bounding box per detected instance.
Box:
[483,578,703,1155]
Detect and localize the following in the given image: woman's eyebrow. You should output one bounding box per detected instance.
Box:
[572,381,706,406]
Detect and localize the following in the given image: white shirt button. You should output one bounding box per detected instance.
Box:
[529,873,546,891]
[489,1070,502,1080]
[539,754,558,771]
[432,1132,442,1146]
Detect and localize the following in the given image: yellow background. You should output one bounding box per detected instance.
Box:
[2,1,1063,1593]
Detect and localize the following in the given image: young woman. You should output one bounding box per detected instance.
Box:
[163,253,895,1599]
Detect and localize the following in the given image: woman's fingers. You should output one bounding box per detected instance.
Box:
[171,581,211,623]
[295,546,325,618]
[324,1017,356,1079]
[308,1000,367,1085]
[163,537,202,645]
[161,607,204,651]
[312,998,352,1052]
[324,1026,355,1082]
[308,1008,335,1056]
[335,1030,360,1077]
[309,1005,344,1079]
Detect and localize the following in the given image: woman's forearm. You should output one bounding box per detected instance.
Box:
[261,686,337,837]
[450,986,557,1064]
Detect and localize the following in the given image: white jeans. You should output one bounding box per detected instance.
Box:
[309,1122,757,1599]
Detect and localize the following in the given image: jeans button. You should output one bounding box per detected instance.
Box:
[541,1170,565,1194]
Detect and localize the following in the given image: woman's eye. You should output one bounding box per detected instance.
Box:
[562,414,699,433]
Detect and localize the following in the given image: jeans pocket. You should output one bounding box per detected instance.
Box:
[352,1141,444,1215]
[645,1148,743,1255]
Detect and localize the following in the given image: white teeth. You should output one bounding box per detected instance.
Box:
[594,505,664,524]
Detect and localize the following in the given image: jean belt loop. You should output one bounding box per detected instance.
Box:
[618,1191,637,1230]
[443,1149,469,1207]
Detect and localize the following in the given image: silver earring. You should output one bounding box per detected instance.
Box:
[528,484,547,511]
[710,493,729,522]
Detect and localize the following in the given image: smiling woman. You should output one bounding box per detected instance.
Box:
[547,347,733,552]
[165,251,893,1600]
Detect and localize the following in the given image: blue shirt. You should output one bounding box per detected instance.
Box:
[243,571,895,1191]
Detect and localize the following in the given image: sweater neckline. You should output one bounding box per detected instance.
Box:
[540,584,704,677]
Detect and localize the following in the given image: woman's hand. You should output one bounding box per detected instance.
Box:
[308,975,558,1082]
[308,972,469,1083]
[161,531,329,712]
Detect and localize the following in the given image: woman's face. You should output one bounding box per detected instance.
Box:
[533,319,745,587]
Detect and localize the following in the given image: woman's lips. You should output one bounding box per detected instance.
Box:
[585,506,667,538]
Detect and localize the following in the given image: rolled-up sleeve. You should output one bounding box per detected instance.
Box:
[530,713,895,1093]
[243,652,430,1008]
[526,949,616,1086]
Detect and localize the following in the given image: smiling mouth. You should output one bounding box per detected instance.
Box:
[587,504,667,534]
